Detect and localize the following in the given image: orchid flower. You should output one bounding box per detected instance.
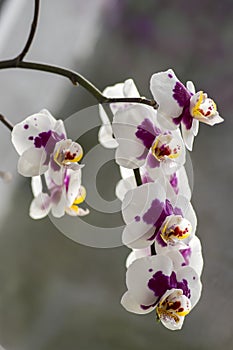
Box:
[30,167,89,219]
[12,109,83,177]
[121,254,202,330]
[116,165,191,202]
[155,235,204,277]
[125,235,203,277]
[150,69,223,150]
[122,181,196,250]
[112,105,186,180]
[99,79,140,148]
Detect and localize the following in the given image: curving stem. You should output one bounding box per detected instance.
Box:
[15,0,40,62]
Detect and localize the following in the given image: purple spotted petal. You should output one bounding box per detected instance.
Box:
[173,82,191,108]
[135,118,160,149]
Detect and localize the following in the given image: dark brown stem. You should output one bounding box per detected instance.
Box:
[104,97,158,109]
[0,59,158,107]
[133,168,142,186]
[15,0,40,62]
[150,243,156,256]
[0,114,14,131]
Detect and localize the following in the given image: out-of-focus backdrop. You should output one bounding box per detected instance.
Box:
[0,0,232,349]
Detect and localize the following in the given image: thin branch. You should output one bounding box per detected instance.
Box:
[105,97,158,108]
[0,114,14,131]
[15,0,40,62]
[0,59,158,107]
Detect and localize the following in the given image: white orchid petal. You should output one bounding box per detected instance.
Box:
[31,175,43,197]
[169,166,192,200]
[192,118,199,136]
[66,169,82,206]
[126,247,151,268]
[122,222,156,249]
[115,139,146,168]
[126,255,173,306]
[119,166,134,179]
[150,69,187,121]
[176,266,202,308]
[184,236,204,276]
[51,188,66,218]
[186,81,195,94]
[121,291,153,314]
[123,79,140,97]
[98,123,118,149]
[181,123,195,151]
[18,147,47,177]
[122,181,166,224]
[115,176,137,202]
[12,109,65,155]
[29,193,51,219]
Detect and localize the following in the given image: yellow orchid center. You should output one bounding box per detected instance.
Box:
[156,290,191,324]
[151,134,181,162]
[54,148,83,165]
[160,215,192,244]
[192,91,217,119]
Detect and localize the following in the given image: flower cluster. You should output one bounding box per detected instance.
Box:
[12,109,89,219]
[99,68,223,330]
[9,68,223,331]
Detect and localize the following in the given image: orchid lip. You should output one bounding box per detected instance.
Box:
[151,134,181,162]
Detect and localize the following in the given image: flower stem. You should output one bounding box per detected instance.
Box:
[14,0,40,62]
[0,114,14,131]
[0,59,157,107]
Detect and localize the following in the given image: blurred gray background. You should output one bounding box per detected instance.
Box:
[0,0,232,349]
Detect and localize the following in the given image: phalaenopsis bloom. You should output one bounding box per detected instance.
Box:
[12,109,83,177]
[150,69,223,150]
[98,78,140,149]
[121,181,196,250]
[30,167,89,219]
[11,109,89,218]
[112,105,186,179]
[121,254,202,330]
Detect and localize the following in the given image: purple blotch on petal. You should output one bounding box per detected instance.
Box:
[50,157,60,171]
[180,247,191,266]
[144,199,174,244]
[143,199,164,226]
[173,82,191,108]
[170,271,191,298]
[181,102,193,130]
[170,173,178,192]
[168,73,173,78]
[173,206,183,216]
[142,173,153,184]
[24,124,29,129]
[177,279,191,298]
[135,215,140,222]
[64,173,70,192]
[28,136,34,141]
[34,130,52,148]
[148,271,171,299]
[135,118,160,150]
